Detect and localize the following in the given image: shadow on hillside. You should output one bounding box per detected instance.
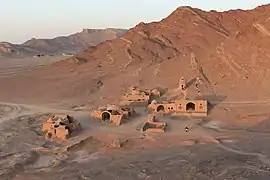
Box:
[194,94,227,113]
[73,56,88,64]
[186,77,196,88]
[153,86,168,97]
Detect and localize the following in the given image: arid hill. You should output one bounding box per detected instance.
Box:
[0,28,127,58]
[1,4,270,105]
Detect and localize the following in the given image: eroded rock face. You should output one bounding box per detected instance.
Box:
[0,43,16,54]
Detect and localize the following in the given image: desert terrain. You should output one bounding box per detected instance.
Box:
[0,28,127,58]
[1,4,270,180]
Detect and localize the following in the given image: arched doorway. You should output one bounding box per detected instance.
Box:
[102,112,111,121]
[186,102,195,112]
[157,105,165,112]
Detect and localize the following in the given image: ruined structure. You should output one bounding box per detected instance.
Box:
[178,77,188,99]
[90,104,136,126]
[178,77,187,90]
[42,114,81,140]
[195,77,203,95]
[120,86,161,105]
[142,114,167,133]
[148,99,208,117]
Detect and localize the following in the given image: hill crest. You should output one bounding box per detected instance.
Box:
[1,4,270,105]
[0,28,127,58]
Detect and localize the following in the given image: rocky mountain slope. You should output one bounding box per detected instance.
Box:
[0,4,270,105]
[0,28,127,58]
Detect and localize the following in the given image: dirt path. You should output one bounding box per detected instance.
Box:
[0,102,89,124]
[0,103,22,122]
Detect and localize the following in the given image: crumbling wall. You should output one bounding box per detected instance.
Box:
[55,126,69,140]
[178,77,188,99]
[148,100,208,116]
[42,114,81,140]
[90,105,134,126]
[110,114,124,126]
[178,77,187,90]
[142,115,166,133]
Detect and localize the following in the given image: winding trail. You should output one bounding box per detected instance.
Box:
[0,103,23,122]
[0,102,88,124]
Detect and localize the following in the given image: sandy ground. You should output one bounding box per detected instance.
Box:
[1,57,270,179]
[0,56,67,78]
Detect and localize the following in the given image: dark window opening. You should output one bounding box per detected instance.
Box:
[59,122,67,126]
[157,105,165,112]
[102,112,111,122]
[47,132,52,138]
[186,102,196,112]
